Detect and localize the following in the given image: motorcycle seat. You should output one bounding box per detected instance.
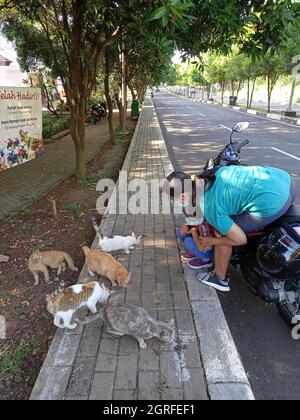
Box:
[268,204,300,228]
[283,204,300,217]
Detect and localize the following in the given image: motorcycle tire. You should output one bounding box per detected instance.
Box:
[276,302,298,329]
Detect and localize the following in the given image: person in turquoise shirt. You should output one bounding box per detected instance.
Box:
[167,166,296,293]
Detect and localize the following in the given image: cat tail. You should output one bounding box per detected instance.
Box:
[92,217,103,240]
[62,253,78,271]
[74,308,105,325]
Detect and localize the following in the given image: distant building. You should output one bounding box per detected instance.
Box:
[0,54,12,67]
[0,34,28,87]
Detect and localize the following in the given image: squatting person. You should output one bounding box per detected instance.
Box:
[167,166,296,292]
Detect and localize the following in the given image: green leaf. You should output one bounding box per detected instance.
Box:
[151,6,168,21]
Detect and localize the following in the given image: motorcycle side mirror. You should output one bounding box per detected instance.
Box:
[232,122,250,133]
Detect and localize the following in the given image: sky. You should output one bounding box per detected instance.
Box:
[0,33,27,86]
[172,50,183,65]
[0,34,19,64]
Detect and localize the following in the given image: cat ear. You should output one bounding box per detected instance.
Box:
[132,232,136,238]
[137,235,143,240]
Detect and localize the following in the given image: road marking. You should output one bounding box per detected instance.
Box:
[271,147,300,162]
[199,112,206,117]
[220,124,232,131]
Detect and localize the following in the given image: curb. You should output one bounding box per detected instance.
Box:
[152,98,255,401]
[30,106,144,401]
[171,91,300,128]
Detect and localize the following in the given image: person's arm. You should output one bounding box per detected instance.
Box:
[213,223,248,246]
[195,224,247,252]
[181,222,190,238]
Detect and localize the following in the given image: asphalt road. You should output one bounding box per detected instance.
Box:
[154,91,300,401]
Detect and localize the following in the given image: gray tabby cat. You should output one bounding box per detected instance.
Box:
[75,303,175,349]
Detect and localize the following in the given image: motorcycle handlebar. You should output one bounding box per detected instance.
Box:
[237,140,250,153]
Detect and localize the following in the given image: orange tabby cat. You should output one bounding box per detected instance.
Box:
[29,250,79,285]
[82,246,131,288]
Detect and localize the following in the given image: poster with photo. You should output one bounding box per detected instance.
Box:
[0,87,43,172]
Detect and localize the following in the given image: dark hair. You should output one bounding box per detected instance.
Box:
[166,169,217,199]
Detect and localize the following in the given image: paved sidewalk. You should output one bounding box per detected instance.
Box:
[31,97,254,401]
[0,121,111,218]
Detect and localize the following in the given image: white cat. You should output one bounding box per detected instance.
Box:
[46,281,112,330]
[92,218,143,254]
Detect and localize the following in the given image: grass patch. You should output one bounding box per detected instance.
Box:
[11,307,25,318]
[0,271,5,282]
[63,202,85,218]
[116,129,130,138]
[42,312,51,321]
[0,339,39,382]
[0,292,9,305]
[63,202,80,212]
[43,114,70,140]
[85,174,100,185]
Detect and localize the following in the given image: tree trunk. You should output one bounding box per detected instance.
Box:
[268,75,279,113]
[221,83,225,104]
[236,81,242,98]
[121,43,127,131]
[267,76,271,113]
[129,84,137,100]
[231,82,235,96]
[69,96,87,182]
[206,84,211,100]
[104,46,115,143]
[74,141,86,181]
[117,100,123,128]
[247,78,250,108]
[249,78,256,108]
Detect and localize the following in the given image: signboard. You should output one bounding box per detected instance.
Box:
[0,87,43,172]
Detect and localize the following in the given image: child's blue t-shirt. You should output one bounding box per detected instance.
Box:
[201,165,291,236]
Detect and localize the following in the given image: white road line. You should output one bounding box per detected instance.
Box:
[199,112,206,117]
[271,147,300,162]
[220,124,232,131]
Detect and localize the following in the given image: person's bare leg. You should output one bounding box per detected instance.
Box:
[214,244,232,278]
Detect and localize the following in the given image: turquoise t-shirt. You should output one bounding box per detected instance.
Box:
[202,166,291,236]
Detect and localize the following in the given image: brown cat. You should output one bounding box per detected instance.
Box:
[29,250,79,285]
[46,281,111,329]
[82,246,131,288]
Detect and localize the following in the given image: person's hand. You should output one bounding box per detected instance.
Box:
[198,236,216,253]
[181,223,189,238]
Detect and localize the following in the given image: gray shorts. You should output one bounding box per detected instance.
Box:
[232,177,297,234]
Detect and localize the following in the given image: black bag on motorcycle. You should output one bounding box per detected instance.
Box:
[257,224,300,280]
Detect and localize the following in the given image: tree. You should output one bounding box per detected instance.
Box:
[163,64,178,86]
[2,1,122,181]
[207,55,228,103]
[175,0,299,58]
[1,0,194,181]
[257,53,287,113]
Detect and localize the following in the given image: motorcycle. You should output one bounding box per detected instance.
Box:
[87,105,102,125]
[203,121,300,326]
[98,102,108,118]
